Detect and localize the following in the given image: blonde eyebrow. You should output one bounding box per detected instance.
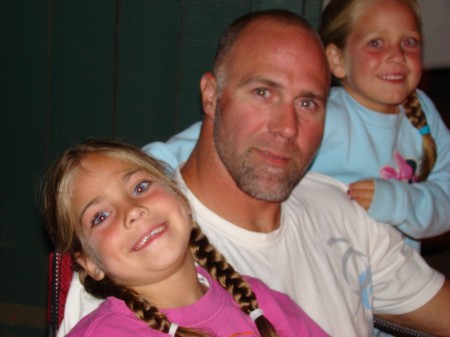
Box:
[122,168,142,183]
[78,197,101,225]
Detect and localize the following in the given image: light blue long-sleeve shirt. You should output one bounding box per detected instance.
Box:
[310,87,450,248]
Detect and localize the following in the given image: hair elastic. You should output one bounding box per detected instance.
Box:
[168,322,179,337]
[419,125,430,136]
[249,308,264,321]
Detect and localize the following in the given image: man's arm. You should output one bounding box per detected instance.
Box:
[378,279,450,337]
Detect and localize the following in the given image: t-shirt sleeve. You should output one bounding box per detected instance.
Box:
[365,216,445,314]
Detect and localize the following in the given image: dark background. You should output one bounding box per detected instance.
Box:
[1,1,448,336]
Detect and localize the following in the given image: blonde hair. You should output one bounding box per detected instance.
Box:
[320,0,436,181]
[42,138,280,337]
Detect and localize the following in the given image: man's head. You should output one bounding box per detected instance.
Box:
[199,9,330,202]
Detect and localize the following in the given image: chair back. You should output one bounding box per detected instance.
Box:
[48,251,73,337]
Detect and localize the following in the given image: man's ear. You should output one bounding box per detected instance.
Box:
[200,72,218,119]
[74,252,105,281]
[325,43,346,79]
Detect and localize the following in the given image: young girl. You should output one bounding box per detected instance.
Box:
[42,139,328,337]
[311,0,450,250]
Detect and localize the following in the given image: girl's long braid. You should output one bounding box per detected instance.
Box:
[189,221,280,337]
[403,90,437,182]
[77,268,213,337]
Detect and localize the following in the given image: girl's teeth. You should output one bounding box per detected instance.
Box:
[134,224,166,250]
[382,74,404,80]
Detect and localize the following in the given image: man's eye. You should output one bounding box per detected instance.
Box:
[92,211,110,226]
[133,180,151,196]
[298,99,318,111]
[254,88,270,98]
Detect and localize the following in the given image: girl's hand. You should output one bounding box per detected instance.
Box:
[348,180,375,211]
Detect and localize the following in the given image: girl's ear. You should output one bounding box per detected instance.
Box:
[74,252,105,281]
[326,43,347,79]
[200,72,218,119]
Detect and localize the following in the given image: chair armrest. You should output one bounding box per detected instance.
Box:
[374,317,438,337]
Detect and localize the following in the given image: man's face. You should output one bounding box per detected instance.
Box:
[213,19,330,202]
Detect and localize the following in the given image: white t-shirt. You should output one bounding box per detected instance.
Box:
[57,171,444,337]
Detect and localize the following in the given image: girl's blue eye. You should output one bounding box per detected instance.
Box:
[403,37,419,48]
[133,180,151,196]
[92,211,110,226]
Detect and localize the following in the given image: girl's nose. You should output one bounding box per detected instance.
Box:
[124,205,147,229]
[387,44,406,62]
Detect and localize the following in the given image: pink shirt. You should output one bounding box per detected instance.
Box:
[67,267,328,336]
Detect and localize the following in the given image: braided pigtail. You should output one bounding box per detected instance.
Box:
[77,267,214,337]
[403,91,437,182]
[189,221,280,337]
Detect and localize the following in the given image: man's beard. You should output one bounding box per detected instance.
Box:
[213,104,304,202]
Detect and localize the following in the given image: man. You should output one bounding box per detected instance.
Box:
[59,10,450,337]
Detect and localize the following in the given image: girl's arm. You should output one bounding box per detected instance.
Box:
[369,90,450,239]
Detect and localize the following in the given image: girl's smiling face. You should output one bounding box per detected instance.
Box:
[70,153,193,293]
[336,0,422,113]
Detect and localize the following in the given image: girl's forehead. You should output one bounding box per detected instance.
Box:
[354,0,417,21]
[74,154,137,186]
[80,152,125,170]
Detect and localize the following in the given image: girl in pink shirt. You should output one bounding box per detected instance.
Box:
[41,138,328,337]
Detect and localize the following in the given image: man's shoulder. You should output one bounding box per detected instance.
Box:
[294,171,348,196]
[287,172,366,228]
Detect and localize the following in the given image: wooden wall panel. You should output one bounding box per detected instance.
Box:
[48,1,117,155]
[115,0,183,146]
[0,0,49,336]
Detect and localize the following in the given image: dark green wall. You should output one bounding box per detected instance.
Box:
[0,1,323,336]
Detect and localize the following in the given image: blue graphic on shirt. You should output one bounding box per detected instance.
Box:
[328,237,373,313]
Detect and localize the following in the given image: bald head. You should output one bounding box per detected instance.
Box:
[212,9,323,90]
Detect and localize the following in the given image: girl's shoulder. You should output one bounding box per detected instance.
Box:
[67,297,157,337]
[415,89,439,117]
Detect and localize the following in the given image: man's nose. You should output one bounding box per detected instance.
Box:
[269,103,298,140]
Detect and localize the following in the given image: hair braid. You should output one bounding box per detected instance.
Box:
[77,267,213,337]
[190,222,280,337]
[403,91,437,181]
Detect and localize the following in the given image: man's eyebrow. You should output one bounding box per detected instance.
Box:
[298,90,326,101]
[239,76,283,89]
[238,76,327,101]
